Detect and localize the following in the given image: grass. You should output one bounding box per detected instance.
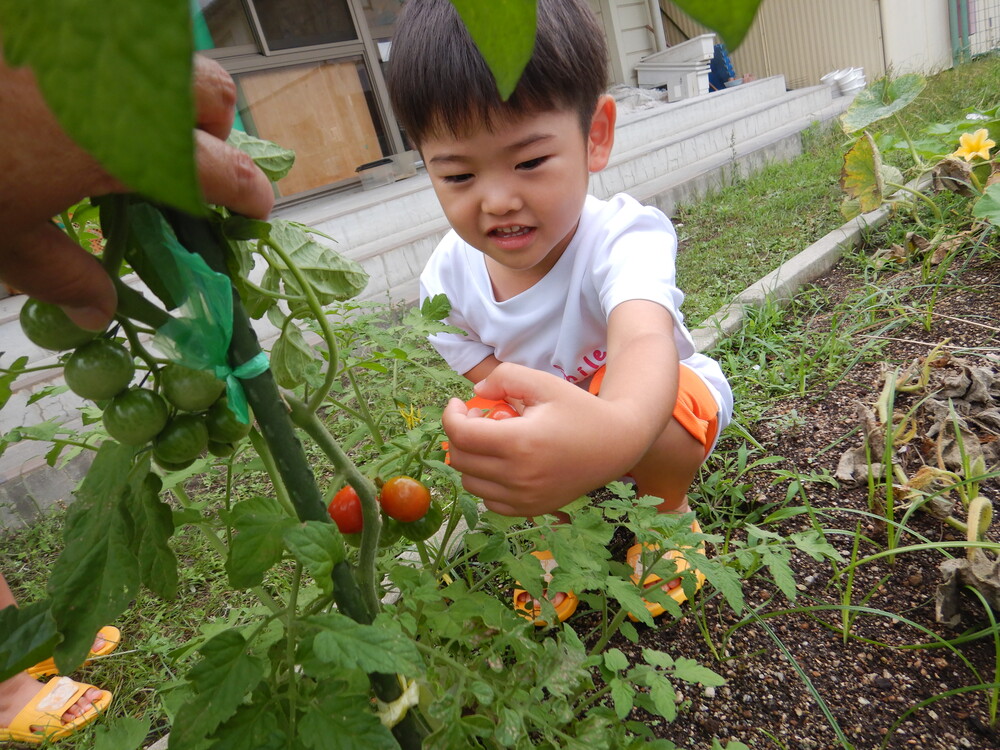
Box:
[674,52,1000,327]
[2,52,1000,749]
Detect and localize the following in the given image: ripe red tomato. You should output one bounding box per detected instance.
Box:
[465,395,519,420]
[328,485,363,534]
[379,476,431,523]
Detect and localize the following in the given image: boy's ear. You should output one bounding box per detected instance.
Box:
[587,95,616,173]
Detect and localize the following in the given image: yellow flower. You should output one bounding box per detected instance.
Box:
[398,404,422,429]
[952,128,996,162]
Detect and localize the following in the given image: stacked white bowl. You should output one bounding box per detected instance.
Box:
[820,67,867,97]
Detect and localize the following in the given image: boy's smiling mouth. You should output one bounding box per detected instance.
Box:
[491,225,531,237]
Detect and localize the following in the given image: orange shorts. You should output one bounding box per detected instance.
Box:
[587,363,720,457]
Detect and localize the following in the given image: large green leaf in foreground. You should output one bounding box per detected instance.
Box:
[672,0,765,50]
[841,74,927,134]
[449,0,537,100]
[0,0,201,213]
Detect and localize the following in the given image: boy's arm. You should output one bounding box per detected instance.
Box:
[442,300,679,516]
[462,354,502,384]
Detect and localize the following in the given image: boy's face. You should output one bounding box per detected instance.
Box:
[421,99,615,294]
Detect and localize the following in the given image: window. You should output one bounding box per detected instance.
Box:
[191,0,403,202]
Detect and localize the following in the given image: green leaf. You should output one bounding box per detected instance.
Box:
[270,323,322,390]
[172,630,267,745]
[695,557,745,614]
[283,521,347,595]
[228,129,296,182]
[840,74,927,134]
[209,702,287,750]
[840,132,886,213]
[671,0,765,50]
[226,496,296,589]
[449,0,537,100]
[48,441,141,672]
[609,677,635,720]
[299,687,397,750]
[973,183,1000,224]
[267,221,368,304]
[790,530,844,563]
[760,547,797,602]
[0,601,58,682]
[420,293,452,321]
[93,717,151,750]
[308,613,424,675]
[0,0,201,213]
[127,471,179,600]
[0,356,28,410]
[671,656,725,686]
[603,648,629,672]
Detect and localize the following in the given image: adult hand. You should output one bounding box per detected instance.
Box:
[0,54,274,331]
[442,363,643,516]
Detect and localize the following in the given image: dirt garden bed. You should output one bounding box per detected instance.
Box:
[584,244,1000,748]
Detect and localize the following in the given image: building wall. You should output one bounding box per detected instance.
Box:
[659,0,963,88]
[881,0,953,75]
[661,0,890,88]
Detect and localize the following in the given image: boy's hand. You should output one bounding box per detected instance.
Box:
[442,363,642,516]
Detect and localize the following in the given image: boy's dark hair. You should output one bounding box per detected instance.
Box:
[386,0,608,146]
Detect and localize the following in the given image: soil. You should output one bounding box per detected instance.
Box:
[578,251,1000,749]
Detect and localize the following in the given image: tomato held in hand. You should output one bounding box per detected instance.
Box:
[327,484,364,534]
[152,414,209,465]
[379,476,431,523]
[19,298,99,351]
[64,339,135,400]
[103,388,169,445]
[160,363,226,412]
[398,502,444,542]
[466,395,519,420]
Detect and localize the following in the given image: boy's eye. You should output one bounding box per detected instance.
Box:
[442,173,473,184]
[517,156,548,171]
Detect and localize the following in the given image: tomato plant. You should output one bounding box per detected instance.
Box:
[103,387,169,445]
[19,298,99,351]
[160,363,226,412]
[379,476,431,522]
[327,484,364,534]
[63,338,134,400]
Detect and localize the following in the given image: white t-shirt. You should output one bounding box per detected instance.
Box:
[419,193,733,431]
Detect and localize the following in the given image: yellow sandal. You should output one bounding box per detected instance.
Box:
[512,550,579,626]
[626,521,706,620]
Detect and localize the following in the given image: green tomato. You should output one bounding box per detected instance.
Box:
[205,397,253,444]
[379,516,403,549]
[399,502,444,542]
[208,440,236,458]
[153,455,195,472]
[160,364,225,412]
[64,339,135,400]
[153,414,209,464]
[103,388,169,446]
[19,298,100,351]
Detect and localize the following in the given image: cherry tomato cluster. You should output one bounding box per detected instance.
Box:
[21,298,253,468]
[326,476,442,544]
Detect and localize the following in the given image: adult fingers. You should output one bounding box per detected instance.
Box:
[194,129,274,219]
[193,56,237,140]
[2,223,116,331]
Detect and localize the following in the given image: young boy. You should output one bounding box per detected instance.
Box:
[386,0,733,621]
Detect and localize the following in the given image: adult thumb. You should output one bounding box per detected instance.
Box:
[4,222,117,331]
